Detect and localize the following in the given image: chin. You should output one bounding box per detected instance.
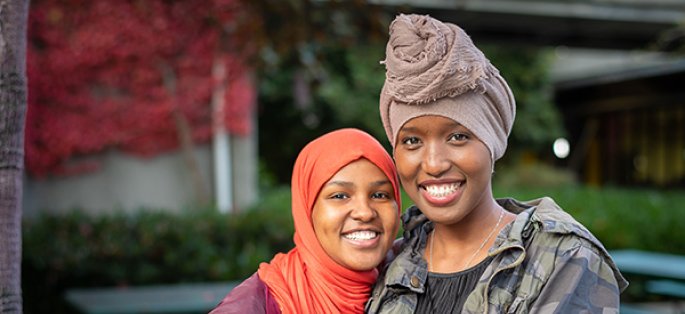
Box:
[343,257,383,272]
[348,265,378,272]
[423,210,466,225]
[421,202,471,222]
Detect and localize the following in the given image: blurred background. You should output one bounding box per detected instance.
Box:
[17,0,685,313]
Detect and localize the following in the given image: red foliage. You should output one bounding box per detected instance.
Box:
[26,0,255,178]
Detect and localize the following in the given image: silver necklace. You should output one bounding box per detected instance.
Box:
[429,207,504,272]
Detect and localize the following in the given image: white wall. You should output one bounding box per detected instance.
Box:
[23,133,257,217]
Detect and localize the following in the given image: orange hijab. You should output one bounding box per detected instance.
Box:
[257,128,401,314]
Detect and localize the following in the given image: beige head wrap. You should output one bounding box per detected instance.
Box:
[379,14,516,165]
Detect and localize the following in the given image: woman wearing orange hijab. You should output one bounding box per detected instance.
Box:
[210,128,402,314]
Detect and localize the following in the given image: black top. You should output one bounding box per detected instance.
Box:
[415,256,494,314]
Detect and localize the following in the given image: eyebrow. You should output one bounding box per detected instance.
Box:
[371,180,392,188]
[399,126,418,133]
[326,180,392,189]
[400,121,462,132]
[326,181,355,188]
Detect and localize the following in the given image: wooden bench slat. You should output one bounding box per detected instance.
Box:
[609,250,685,280]
[65,282,241,314]
[645,279,685,298]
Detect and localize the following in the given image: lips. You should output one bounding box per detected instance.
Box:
[424,182,461,197]
[419,181,463,206]
[342,230,381,248]
[343,230,378,241]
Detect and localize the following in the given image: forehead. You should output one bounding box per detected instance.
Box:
[400,115,464,132]
[326,158,389,183]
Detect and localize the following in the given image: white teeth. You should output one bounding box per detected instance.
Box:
[343,231,378,241]
[424,183,461,197]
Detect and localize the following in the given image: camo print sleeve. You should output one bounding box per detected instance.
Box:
[527,241,621,314]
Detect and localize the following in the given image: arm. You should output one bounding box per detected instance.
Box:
[210,273,281,314]
[528,245,622,314]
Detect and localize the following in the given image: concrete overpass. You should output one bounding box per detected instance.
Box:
[370,0,685,50]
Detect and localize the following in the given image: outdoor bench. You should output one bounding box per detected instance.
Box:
[644,279,685,299]
[609,249,685,297]
[65,281,241,314]
[609,249,685,282]
[66,250,685,314]
[610,249,685,313]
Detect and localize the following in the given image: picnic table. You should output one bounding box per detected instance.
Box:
[65,281,241,314]
[65,250,685,314]
[609,249,685,298]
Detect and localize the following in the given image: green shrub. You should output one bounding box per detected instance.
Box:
[493,163,578,190]
[23,183,685,312]
[493,185,685,302]
[22,187,294,314]
[491,164,684,254]
[493,185,685,255]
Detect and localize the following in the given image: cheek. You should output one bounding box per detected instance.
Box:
[384,203,400,228]
[379,204,400,242]
[311,206,335,237]
[456,154,482,170]
[394,151,418,181]
[456,148,492,178]
[313,211,336,233]
[391,210,400,233]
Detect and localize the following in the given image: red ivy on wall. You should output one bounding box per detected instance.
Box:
[26,0,255,178]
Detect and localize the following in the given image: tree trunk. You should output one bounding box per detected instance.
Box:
[156,60,210,205]
[171,108,210,204]
[0,0,29,313]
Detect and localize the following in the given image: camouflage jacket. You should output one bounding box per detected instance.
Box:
[365,197,628,314]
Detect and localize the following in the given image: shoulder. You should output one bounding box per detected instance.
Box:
[513,197,628,292]
[512,197,609,262]
[505,197,605,251]
[209,272,282,314]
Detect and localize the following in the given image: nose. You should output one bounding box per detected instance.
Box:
[423,142,451,177]
[349,197,378,222]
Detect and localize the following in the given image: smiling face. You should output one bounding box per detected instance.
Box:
[311,158,399,271]
[394,115,494,225]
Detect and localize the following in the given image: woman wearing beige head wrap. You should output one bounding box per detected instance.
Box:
[366,14,627,314]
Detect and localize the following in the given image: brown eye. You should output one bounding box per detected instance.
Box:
[402,137,420,145]
[330,193,349,199]
[448,133,469,142]
[372,192,390,199]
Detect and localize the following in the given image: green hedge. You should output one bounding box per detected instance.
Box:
[23,184,685,312]
[491,184,685,302]
[23,187,294,314]
[490,163,685,254]
[492,185,685,255]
